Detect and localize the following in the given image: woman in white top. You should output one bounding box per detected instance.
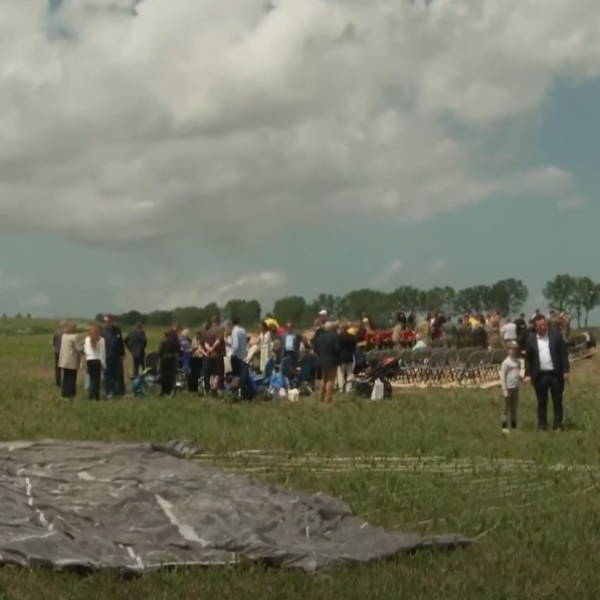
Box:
[258,321,272,373]
[83,323,106,400]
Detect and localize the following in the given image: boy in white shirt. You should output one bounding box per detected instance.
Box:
[500,341,521,433]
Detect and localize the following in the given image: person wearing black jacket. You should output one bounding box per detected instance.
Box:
[471,317,488,349]
[101,314,126,398]
[524,314,570,431]
[125,323,147,377]
[337,323,357,393]
[158,329,181,396]
[313,322,341,404]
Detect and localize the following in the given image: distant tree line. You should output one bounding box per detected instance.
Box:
[96,274,600,331]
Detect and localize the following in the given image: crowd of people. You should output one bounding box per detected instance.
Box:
[50,307,575,424]
[394,307,572,351]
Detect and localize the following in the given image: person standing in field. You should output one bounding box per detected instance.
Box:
[101,314,126,398]
[415,315,431,346]
[392,313,404,348]
[500,341,521,433]
[257,321,272,374]
[204,315,226,395]
[486,310,503,349]
[337,322,357,393]
[471,315,488,349]
[456,317,471,349]
[441,316,457,348]
[229,316,247,386]
[189,328,206,394]
[51,320,66,388]
[501,317,518,348]
[83,323,106,401]
[124,322,147,377]
[523,314,570,431]
[313,321,341,404]
[58,322,83,400]
[157,329,180,396]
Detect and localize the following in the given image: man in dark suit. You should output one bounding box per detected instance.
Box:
[125,322,148,377]
[102,314,126,398]
[524,313,570,431]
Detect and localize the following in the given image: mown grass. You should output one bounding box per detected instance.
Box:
[1,335,600,599]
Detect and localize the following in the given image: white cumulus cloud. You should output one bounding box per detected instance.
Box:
[111,269,286,311]
[370,259,405,288]
[1,0,599,274]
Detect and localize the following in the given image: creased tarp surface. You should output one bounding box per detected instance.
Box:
[0,440,472,572]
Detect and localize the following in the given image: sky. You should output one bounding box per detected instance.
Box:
[1,0,599,319]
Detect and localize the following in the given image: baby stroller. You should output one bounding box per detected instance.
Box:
[359,355,401,382]
[133,351,183,397]
[353,357,394,400]
[130,352,161,397]
[289,354,317,396]
[255,356,293,400]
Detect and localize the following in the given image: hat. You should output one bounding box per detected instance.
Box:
[318,309,328,316]
[507,341,518,348]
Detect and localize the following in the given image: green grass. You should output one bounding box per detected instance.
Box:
[1,336,600,599]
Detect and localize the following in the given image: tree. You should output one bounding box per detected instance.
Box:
[118,310,145,326]
[272,295,307,325]
[99,273,598,332]
[389,286,422,311]
[222,299,261,325]
[570,276,600,328]
[172,306,206,328]
[146,310,174,327]
[488,278,529,316]
[344,289,392,325]
[542,274,575,312]
[425,286,456,314]
[453,285,491,314]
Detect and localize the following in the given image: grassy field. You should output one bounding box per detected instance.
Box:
[1,329,600,599]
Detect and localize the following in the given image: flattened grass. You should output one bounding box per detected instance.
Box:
[1,335,600,599]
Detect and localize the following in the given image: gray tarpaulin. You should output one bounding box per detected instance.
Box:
[0,440,472,572]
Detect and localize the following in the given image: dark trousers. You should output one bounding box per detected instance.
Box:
[104,356,125,397]
[189,357,203,393]
[283,350,297,375]
[132,354,145,377]
[54,352,62,387]
[86,359,102,400]
[201,358,210,392]
[160,357,177,396]
[230,356,242,378]
[208,357,225,390]
[61,368,77,398]
[534,371,565,429]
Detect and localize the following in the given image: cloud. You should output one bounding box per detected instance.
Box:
[23,293,50,308]
[557,196,587,211]
[430,258,448,273]
[111,269,287,312]
[370,259,405,288]
[1,0,598,262]
[0,272,20,291]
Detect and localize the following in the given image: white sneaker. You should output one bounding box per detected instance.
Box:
[502,428,510,434]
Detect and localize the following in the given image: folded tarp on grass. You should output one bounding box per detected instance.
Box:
[0,440,472,572]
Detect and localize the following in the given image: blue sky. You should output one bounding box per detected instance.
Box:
[1,0,599,319]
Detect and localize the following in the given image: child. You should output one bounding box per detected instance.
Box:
[500,341,521,433]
